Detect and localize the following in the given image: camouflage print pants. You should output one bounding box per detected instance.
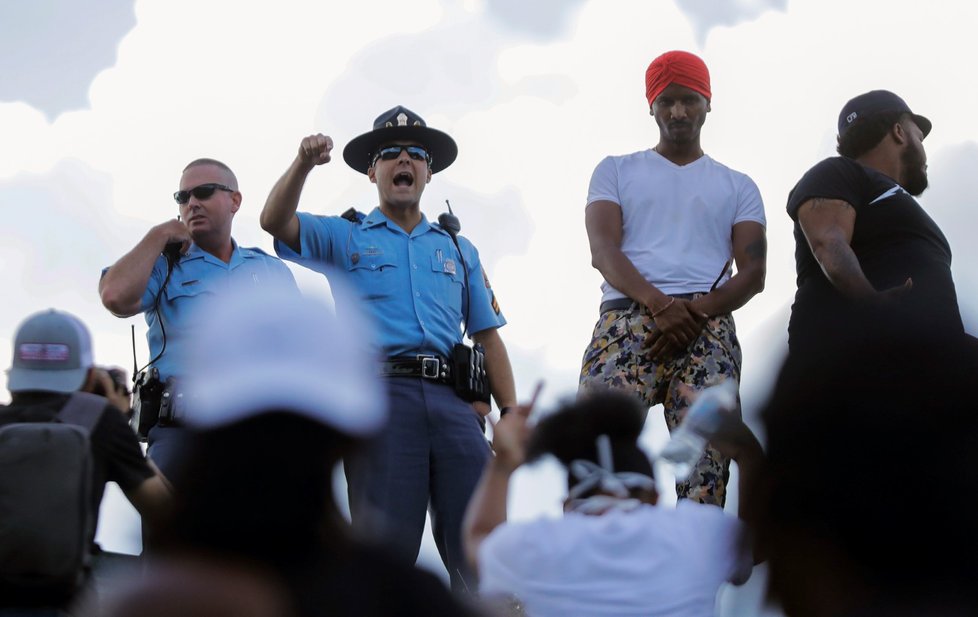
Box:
[579,294,742,507]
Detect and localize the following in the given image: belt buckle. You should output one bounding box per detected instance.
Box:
[417,355,440,379]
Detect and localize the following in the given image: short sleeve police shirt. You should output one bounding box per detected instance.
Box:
[132,242,299,380]
[274,208,505,358]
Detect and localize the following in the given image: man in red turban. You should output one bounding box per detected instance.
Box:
[645,49,712,107]
[579,50,768,507]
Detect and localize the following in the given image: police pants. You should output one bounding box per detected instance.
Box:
[344,377,491,593]
[146,425,189,481]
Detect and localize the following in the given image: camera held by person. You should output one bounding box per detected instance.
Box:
[87,366,133,418]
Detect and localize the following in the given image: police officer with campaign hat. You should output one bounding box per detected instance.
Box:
[260,106,517,591]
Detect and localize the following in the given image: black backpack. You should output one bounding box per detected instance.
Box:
[0,392,106,601]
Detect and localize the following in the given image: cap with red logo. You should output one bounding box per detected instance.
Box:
[7,309,93,393]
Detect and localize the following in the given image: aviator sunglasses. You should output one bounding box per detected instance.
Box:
[371,145,431,167]
[173,183,234,205]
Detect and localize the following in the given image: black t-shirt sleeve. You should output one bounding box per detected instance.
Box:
[91,405,155,493]
[786,157,868,220]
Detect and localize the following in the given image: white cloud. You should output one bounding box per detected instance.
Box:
[484,0,587,39]
[676,0,787,46]
[0,102,57,177]
[0,0,136,118]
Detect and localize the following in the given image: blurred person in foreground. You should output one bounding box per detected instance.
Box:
[97,290,479,617]
[463,389,762,617]
[758,312,978,617]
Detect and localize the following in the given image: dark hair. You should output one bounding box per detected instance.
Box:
[527,390,654,494]
[836,111,906,158]
[761,321,978,602]
[161,412,359,570]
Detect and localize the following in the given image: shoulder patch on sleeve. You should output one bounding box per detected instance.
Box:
[482,267,501,314]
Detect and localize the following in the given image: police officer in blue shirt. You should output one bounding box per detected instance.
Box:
[99,158,298,477]
[261,106,517,591]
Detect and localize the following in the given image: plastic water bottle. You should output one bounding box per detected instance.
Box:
[659,380,739,481]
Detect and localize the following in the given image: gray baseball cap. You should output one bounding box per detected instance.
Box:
[7,309,93,393]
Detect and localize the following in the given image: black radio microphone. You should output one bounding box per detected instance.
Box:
[163,242,183,263]
[438,199,461,238]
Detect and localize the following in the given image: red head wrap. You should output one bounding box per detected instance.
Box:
[645,50,711,107]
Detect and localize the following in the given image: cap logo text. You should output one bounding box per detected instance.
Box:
[17,343,70,362]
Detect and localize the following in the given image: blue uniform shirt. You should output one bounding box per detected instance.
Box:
[275,207,505,358]
[113,241,298,380]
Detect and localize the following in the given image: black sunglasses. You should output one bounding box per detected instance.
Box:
[371,145,431,166]
[173,183,234,205]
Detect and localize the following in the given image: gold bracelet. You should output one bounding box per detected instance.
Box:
[651,297,675,318]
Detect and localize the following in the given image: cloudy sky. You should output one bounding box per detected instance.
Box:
[3,0,976,612]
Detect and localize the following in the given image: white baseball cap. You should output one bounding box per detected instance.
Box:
[7,309,93,393]
[183,289,387,437]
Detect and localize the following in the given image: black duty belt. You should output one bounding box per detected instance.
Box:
[599,298,636,314]
[382,355,452,382]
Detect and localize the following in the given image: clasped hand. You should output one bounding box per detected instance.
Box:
[645,299,708,360]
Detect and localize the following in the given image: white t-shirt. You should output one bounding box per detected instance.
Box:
[478,501,751,617]
[587,150,766,302]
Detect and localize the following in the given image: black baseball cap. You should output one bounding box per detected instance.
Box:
[838,90,932,138]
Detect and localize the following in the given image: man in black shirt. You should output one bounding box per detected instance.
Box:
[1,309,171,611]
[786,90,969,354]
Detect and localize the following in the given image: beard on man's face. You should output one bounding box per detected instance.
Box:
[901,142,928,196]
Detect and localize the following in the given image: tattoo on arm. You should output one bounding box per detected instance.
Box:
[746,237,767,263]
[826,239,862,270]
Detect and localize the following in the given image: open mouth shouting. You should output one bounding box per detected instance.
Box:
[393,170,415,187]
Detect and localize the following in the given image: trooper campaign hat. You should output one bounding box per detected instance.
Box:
[342,105,458,174]
[7,309,93,393]
[838,90,932,138]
